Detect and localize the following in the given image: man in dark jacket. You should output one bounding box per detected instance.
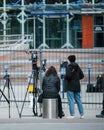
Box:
[65,55,84,119]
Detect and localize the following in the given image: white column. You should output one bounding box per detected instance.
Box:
[38,1,49,49]
[1,0,8,44]
[33,17,36,49]
[21,0,25,42]
[43,0,46,4]
[3,0,6,38]
[43,16,46,48]
[92,0,95,4]
[61,0,74,48]
[17,0,27,42]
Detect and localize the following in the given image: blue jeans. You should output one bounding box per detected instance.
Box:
[67,91,84,116]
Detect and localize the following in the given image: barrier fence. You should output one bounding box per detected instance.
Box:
[0,48,104,111]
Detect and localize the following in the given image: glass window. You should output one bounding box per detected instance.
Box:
[94,15,104,47]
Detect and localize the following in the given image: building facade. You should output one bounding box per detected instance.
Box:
[0,0,104,49]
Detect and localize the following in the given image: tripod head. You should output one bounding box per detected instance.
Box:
[31,51,39,78]
[3,63,10,80]
[31,51,38,65]
[3,74,9,80]
[28,50,47,73]
[41,59,47,72]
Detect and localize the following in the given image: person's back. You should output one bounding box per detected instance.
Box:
[39,66,64,118]
[66,62,84,92]
[42,74,60,98]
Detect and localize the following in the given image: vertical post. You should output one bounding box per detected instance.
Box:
[43,0,45,4]
[88,68,90,85]
[43,16,46,48]
[7,75,11,118]
[21,0,25,42]
[33,17,36,49]
[88,63,91,85]
[39,48,43,90]
[66,15,69,48]
[3,0,7,44]
[60,66,66,99]
[61,0,74,48]
[92,0,95,4]
[17,0,27,42]
[87,63,93,92]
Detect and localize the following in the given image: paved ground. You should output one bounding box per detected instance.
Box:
[0,91,104,130]
[0,106,104,130]
[0,118,104,130]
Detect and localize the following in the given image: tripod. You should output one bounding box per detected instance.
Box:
[0,89,9,104]
[19,53,41,118]
[0,72,20,118]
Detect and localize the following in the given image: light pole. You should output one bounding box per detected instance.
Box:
[87,63,93,92]
[88,63,92,85]
[60,61,68,98]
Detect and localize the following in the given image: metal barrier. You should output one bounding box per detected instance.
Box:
[0,48,104,111]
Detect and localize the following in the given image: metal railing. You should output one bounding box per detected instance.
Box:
[0,48,104,110]
[0,34,33,45]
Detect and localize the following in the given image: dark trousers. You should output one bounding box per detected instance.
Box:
[57,94,63,118]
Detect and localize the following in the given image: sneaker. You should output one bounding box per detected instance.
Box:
[80,115,84,119]
[66,116,75,119]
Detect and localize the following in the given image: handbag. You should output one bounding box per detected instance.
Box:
[38,93,43,103]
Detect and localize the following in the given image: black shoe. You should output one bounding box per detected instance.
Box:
[58,111,65,118]
[96,114,104,118]
[62,111,65,117]
[39,113,42,117]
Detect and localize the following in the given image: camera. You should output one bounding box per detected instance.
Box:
[31,51,38,64]
[42,59,47,72]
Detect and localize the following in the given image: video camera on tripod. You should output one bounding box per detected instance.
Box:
[31,51,38,64]
[20,50,47,117]
[0,63,19,118]
[30,51,47,75]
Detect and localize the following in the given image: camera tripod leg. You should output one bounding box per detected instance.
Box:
[0,77,11,118]
[19,72,36,118]
[19,88,28,118]
[0,89,9,104]
[8,85,11,118]
[9,80,20,118]
[0,80,7,101]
